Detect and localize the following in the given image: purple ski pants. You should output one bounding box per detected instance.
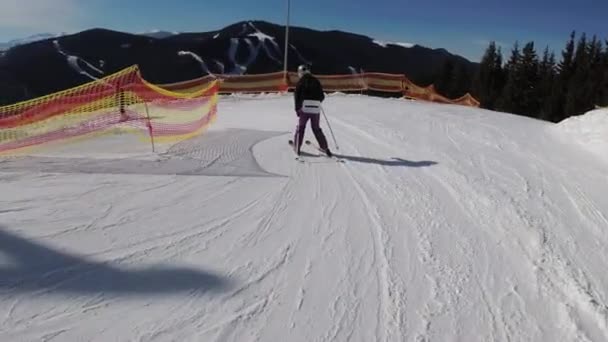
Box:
[293,112,329,153]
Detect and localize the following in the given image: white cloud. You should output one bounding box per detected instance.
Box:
[0,0,85,32]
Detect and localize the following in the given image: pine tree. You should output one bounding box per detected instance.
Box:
[473,42,504,109]
[520,41,541,117]
[601,41,608,106]
[558,31,577,77]
[484,32,608,121]
[473,42,496,107]
[435,59,455,98]
[565,33,592,116]
[453,62,473,98]
[538,47,557,120]
[497,42,523,114]
[547,31,577,122]
[589,37,605,107]
[492,47,506,108]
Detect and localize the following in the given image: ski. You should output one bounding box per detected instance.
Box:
[289,140,306,162]
[290,139,343,163]
[304,140,345,163]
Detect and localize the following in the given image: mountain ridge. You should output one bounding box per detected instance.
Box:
[0,20,478,106]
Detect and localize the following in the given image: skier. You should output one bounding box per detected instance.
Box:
[293,64,332,157]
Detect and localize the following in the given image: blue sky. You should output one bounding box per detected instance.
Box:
[1,0,607,62]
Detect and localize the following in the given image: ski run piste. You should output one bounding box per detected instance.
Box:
[1,65,608,342]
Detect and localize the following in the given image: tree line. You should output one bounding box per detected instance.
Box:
[434,32,608,122]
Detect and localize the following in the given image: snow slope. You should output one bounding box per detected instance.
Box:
[139,30,179,39]
[373,39,415,48]
[224,21,305,74]
[556,108,608,164]
[53,40,105,81]
[2,94,608,341]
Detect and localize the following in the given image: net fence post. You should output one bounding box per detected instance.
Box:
[144,101,155,153]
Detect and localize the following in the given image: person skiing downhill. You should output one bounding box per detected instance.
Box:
[293,64,332,157]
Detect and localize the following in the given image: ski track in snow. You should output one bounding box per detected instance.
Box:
[1,94,608,341]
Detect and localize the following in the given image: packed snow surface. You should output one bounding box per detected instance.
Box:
[556,108,608,164]
[1,94,608,341]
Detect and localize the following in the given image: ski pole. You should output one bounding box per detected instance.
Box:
[321,106,339,150]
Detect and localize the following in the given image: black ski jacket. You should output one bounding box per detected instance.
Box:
[294,73,325,111]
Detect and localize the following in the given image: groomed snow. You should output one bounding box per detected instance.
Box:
[53,40,104,81]
[1,94,608,341]
[248,31,275,43]
[556,108,608,164]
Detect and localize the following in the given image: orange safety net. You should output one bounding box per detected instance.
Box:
[160,71,480,107]
[401,78,480,107]
[0,66,218,154]
[0,66,478,155]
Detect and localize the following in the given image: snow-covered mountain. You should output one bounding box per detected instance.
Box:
[0,30,179,50]
[0,30,182,50]
[1,93,607,341]
[0,20,477,105]
[0,33,66,51]
[373,39,415,48]
[138,30,180,39]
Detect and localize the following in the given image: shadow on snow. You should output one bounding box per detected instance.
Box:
[300,151,438,167]
[0,226,233,296]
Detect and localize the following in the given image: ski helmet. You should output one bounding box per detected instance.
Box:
[297,64,310,77]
